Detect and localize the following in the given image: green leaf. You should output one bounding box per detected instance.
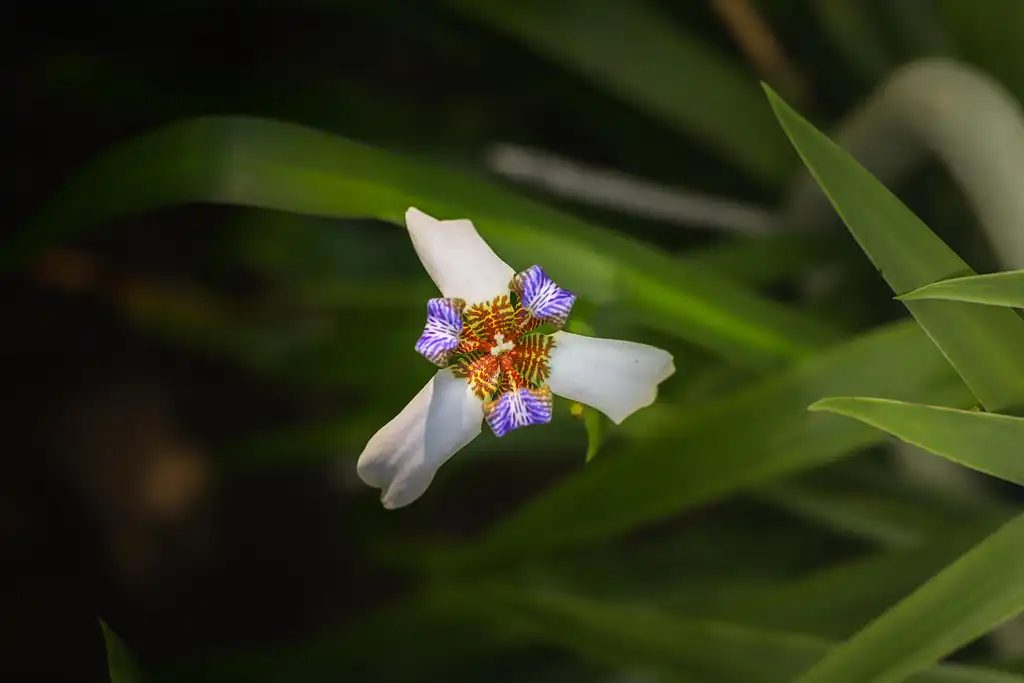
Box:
[101,620,143,683]
[14,116,837,368]
[810,397,1024,486]
[682,520,1009,639]
[462,584,1024,683]
[792,512,1024,683]
[446,0,795,187]
[939,0,1024,106]
[681,230,846,289]
[900,271,1024,307]
[458,319,972,565]
[765,85,1024,412]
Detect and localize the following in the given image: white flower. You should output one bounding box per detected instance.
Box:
[357,208,675,509]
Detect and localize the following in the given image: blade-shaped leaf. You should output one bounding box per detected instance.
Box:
[792,512,1024,683]
[810,397,1024,486]
[101,620,143,683]
[461,584,1024,683]
[446,0,795,187]
[12,116,838,368]
[900,271,1024,307]
[765,85,1024,412]
[459,320,972,565]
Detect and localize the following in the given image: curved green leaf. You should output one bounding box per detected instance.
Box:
[765,85,1024,412]
[446,0,795,187]
[792,512,1024,683]
[810,397,1024,486]
[460,320,972,565]
[13,116,837,368]
[464,584,1024,683]
[900,271,1024,307]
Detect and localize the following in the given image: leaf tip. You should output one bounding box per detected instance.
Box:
[807,397,852,414]
[806,400,829,412]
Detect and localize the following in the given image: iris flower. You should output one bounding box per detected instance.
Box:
[357,208,675,508]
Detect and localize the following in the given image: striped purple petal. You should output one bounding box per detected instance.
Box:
[415,297,465,367]
[483,386,553,437]
[510,265,576,328]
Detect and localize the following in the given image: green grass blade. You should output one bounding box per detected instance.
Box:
[460,320,972,565]
[793,512,1024,683]
[765,85,1024,411]
[445,0,795,187]
[900,271,1024,307]
[464,585,1024,683]
[101,620,144,683]
[810,397,1024,485]
[13,116,837,367]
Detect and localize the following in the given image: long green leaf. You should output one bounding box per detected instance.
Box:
[765,85,1024,411]
[810,397,1024,486]
[900,271,1024,307]
[459,320,972,565]
[12,116,836,367]
[463,585,1024,683]
[792,512,1024,683]
[446,0,795,187]
[678,520,1009,639]
[101,620,143,683]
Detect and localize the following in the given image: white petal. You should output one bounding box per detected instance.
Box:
[406,207,515,304]
[547,331,675,424]
[357,369,484,509]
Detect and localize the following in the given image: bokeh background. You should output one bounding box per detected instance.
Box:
[7,1,1024,681]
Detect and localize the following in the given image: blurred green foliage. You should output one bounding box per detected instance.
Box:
[16,1,1024,682]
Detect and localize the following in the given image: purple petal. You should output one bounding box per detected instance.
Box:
[483,386,553,437]
[511,265,576,328]
[415,298,464,366]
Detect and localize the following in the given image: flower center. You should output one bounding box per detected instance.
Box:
[490,332,516,356]
[413,265,577,437]
[449,293,552,401]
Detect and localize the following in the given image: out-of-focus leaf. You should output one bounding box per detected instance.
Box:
[792,512,1024,683]
[766,85,1024,412]
[152,595,518,683]
[810,0,894,82]
[457,320,972,565]
[810,397,1024,486]
[756,479,971,549]
[899,271,1024,307]
[101,620,143,683]
[445,0,795,187]
[939,0,1024,105]
[750,451,1013,549]
[670,520,1009,639]
[116,279,425,392]
[461,584,1024,683]
[681,231,845,289]
[13,116,838,368]
[880,0,953,59]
